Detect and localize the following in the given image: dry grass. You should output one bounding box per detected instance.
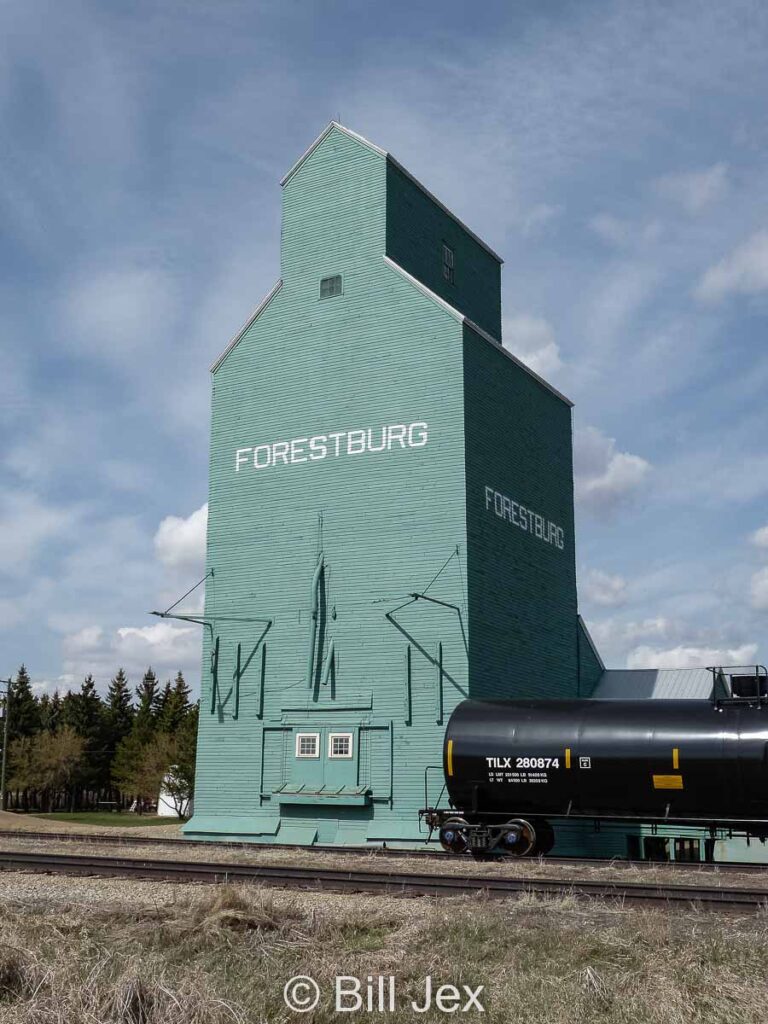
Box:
[0,879,765,1023]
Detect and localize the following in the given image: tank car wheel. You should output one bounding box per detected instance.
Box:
[438,817,471,855]
[496,818,536,857]
[530,820,555,856]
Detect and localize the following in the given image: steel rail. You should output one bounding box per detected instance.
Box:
[0,829,766,874]
[0,849,766,910]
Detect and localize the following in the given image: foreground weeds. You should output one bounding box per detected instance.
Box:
[0,884,765,1022]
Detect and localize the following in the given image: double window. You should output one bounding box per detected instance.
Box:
[294,731,353,759]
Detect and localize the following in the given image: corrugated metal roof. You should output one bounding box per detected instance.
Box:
[592,668,714,699]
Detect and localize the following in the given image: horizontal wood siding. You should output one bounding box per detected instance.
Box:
[187,126,469,842]
[463,323,579,700]
[385,160,502,340]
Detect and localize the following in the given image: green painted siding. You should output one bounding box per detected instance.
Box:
[463,324,579,700]
[188,126,471,843]
[385,160,502,340]
[187,123,599,846]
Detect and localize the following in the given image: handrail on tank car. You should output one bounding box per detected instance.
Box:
[423,765,447,818]
[709,665,768,706]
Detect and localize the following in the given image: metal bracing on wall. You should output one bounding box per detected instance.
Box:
[384,547,470,706]
[210,636,220,714]
[436,642,444,725]
[306,553,324,688]
[151,569,274,718]
[404,645,412,725]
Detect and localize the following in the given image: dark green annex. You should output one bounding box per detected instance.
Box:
[184,122,603,846]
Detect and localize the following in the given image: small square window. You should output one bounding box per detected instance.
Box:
[320,274,342,299]
[328,732,353,759]
[296,732,319,758]
[442,244,455,285]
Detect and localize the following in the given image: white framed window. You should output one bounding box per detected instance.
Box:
[295,732,320,758]
[442,244,455,284]
[328,732,353,759]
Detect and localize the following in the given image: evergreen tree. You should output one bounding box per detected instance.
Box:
[59,690,78,733]
[60,676,106,794]
[133,668,160,742]
[111,669,161,805]
[48,692,63,733]
[8,665,41,741]
[105,669,134,746]
[156,680,173,725]
[157,671,191,733]
[62,675,102,742]
[38,693,52,731]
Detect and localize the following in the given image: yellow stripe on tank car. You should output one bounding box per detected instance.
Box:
[447,739,454,777]
[672,747,679,769]
[565,748,571,769]
[653,774,683,790]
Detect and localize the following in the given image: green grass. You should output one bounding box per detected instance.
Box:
[35,812,178,827]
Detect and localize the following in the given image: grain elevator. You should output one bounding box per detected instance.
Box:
[184,122,602,845]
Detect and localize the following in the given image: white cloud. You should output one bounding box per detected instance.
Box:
[750,524,768,548]
[31,677,75,697]
[573,426,651,516]
[61,621,200,692]
[115,623,199,664]
[626,642,758,670]
[64,625,104,655]
[503,314,562,377]
[582,569,628,607]
[695,230,768,302]
[750,566,768,610]
[154,503,208,572]
[589,616,676,651]
[654,162,728,214]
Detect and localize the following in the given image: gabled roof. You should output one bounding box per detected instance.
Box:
[383,256,572,407]
[280,122,386,186]
[210,279,283,373]
[281,121,504,264]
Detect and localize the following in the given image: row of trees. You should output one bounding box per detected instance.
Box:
[4,665,198,817]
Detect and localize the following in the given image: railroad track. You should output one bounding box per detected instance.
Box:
[0,828,766,874]
[0,848,765,910]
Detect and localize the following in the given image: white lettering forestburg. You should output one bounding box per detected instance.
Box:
[235,422,428,472]
[484,485,565,551]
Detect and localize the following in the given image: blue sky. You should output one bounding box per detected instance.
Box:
[2,0,767,694]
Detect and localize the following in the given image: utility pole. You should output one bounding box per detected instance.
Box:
[0,678,11,812]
